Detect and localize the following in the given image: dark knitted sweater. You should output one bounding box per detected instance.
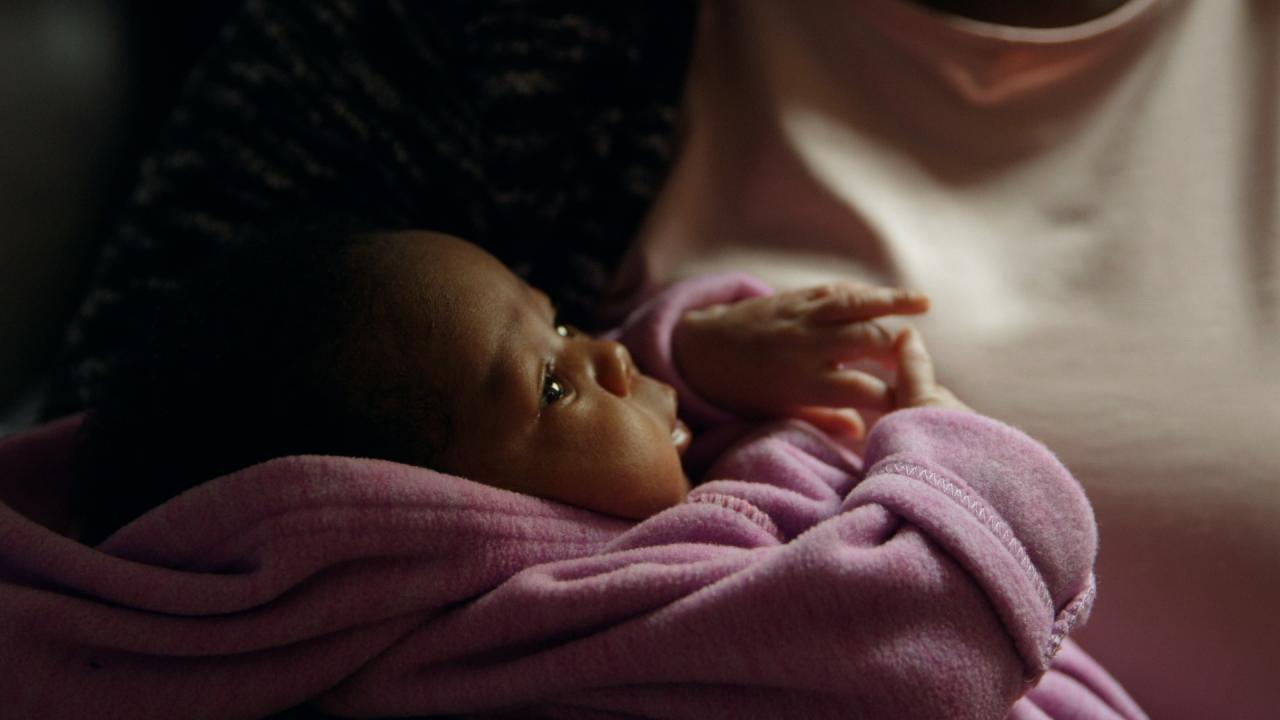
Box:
[44,0,697,419]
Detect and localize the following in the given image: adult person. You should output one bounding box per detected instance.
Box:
[41,2,1276,719]
[610,4,1279,719]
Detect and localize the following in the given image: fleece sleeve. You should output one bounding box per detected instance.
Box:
[318,411,1105,720]
[605,272,773,429]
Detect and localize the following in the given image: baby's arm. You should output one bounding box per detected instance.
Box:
[610,273,929,439]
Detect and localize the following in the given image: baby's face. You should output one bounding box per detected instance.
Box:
[368,231,690,519]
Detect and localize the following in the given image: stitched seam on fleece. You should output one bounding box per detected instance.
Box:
[1046,573,1096,665]
[688,492,784,542]
[875,461,1055,623]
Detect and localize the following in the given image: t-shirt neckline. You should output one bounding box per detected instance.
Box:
[856,0,1166,48]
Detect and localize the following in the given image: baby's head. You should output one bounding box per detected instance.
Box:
[362,229,691,516]
[76,221,689,544]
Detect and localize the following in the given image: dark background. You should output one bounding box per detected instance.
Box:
[0,0,242,433]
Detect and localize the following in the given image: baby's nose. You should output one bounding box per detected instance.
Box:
[589,339,633,397]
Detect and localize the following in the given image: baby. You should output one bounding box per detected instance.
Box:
[73,223,945,542]
[358,231,952,515]
[57,223,1144,718]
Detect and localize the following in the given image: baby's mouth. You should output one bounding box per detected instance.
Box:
[672,418,692,454]
[653,379,692,454]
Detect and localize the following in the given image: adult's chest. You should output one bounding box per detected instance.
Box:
[618,2,1280,715]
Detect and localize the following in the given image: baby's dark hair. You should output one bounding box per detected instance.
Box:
[73,214,452,545]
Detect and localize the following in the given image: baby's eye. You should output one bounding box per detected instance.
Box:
[541,367,568,407]
[555,323,581,338]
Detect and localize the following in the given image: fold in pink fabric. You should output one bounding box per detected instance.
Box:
[0,274,1146,719]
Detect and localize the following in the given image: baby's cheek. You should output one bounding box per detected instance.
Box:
[599,455,685,520]
[638,454,691,518]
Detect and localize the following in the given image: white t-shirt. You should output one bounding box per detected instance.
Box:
[613,2,1279,718]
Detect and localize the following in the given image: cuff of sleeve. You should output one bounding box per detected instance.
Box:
[851,409,1098,679]
[844,460,1061,678]
[609,273,773,428]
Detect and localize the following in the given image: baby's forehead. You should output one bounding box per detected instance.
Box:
[366,231,527,291]
[354,230,530,359]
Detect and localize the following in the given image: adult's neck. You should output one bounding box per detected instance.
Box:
[911,0,1131,27]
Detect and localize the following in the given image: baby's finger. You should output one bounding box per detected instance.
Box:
[818,320,900,363]
[802,368,895,412]
[805,284,930,326]
[791,406,866,440]
[894,325,936,405]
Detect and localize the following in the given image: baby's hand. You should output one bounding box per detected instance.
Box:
[673,282,930,435]
[891,325,971,412]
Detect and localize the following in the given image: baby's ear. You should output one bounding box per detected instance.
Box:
[351,373,456,473]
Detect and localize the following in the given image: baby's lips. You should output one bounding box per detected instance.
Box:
[672,418,692,454]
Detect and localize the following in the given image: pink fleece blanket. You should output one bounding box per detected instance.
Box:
[1,274,1146,719]
[1,412,1142,720]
